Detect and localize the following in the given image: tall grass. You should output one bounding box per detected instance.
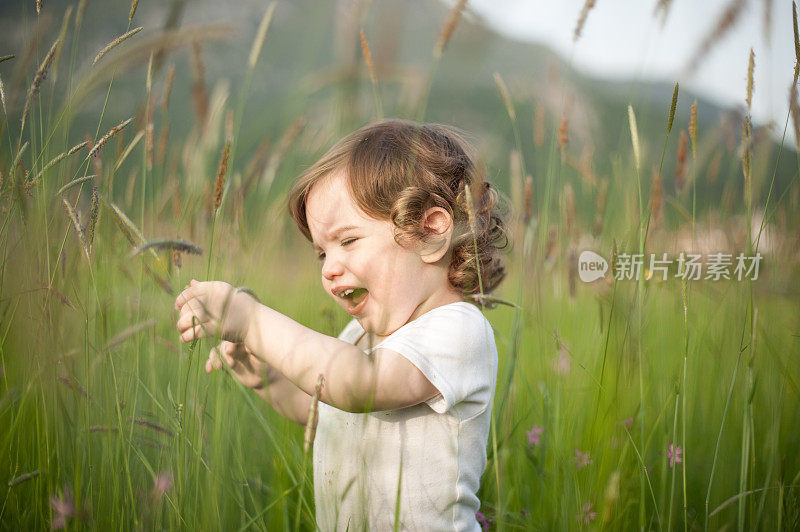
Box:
[0,1,799,530]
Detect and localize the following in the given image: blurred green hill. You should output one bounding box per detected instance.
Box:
[0,0,795,228]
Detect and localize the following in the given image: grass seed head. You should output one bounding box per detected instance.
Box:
[67,140,90,157]
[76,0,86,27]
[162,63,175,111]
[0,76,6,115]
[88,117,133,158]
[464,183,478,235]
[493,72,516,122]
[628,105,641,172]
[746,49,755,111]
[523,175,533,224]
[22,38,60,129]
[688,100,698,160]
[62,198,90,260]
[214,141,231,211]
[558,114,569,149]
[249,2,277,69]
[303,374,324,453]
[88,186,98,249]
[794,2,800,80]
[145,99,155,171]
[654,0,674,26]
[105,200,146,248]
[129,0,139,22]
[667,82,679,134]
[675,130,688,192]
[92,27,143,66]
[131,238,203,257]
[573,0,596,42]
[790,82,800,149]
[360,28,377,86]
[685,0,746,75]
[434,0,468,59]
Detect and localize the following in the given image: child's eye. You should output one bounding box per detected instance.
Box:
[316,252,326,261]
[341,238,357,247]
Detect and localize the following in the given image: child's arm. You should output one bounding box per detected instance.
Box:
[175,280,440,413]
[208,341,313,426]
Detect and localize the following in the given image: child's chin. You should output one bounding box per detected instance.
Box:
[357,317,402,338]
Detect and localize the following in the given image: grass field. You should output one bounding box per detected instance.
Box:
[1,1,799,530]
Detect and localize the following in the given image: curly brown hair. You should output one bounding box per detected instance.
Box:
[288,119,508,300]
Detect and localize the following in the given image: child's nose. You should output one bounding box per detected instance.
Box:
[321,255,344,280]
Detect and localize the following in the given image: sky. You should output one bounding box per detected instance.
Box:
[467,0,796,138]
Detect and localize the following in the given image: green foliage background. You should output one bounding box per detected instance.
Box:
[0,0,798,530]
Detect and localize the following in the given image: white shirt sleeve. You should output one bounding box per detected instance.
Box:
[375,302,498,420]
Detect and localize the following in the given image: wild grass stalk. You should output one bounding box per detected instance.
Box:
[491,72,529,442]
[416,0,467,121]
[359,28,383,120]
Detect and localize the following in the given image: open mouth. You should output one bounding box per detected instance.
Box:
[339,288,368,315]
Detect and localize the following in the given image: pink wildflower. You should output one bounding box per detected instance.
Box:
[526,425,543,446]
[577,502,596,525]
[667,443,683,467]
[574,449,593,469]
[50,488,76,530]
[150,471,173,502]
[553,346,571,374]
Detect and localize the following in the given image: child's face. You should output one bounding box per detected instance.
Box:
[305,171,452,337]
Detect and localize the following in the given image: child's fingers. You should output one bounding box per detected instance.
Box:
[207,341,240,372]
[174,279,202,311]
[174,287,193,311]
[176,301,208,333]
[180,322,207,343]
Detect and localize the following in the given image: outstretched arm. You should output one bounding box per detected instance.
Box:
[241,304,440,413]
[175,280,440,413]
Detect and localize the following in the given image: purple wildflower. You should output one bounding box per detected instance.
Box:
[476,510,491,531]
[574,449,593,469]
[667,443,683,467]
[526,425,543,446]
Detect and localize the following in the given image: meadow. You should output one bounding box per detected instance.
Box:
[1,0,799,530]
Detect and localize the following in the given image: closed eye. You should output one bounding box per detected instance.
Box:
[316,238,357,261]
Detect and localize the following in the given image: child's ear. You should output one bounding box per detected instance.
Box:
[418,207,453,264]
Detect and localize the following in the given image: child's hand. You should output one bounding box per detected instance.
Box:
[174,280,258,343]
[207,340,269,390]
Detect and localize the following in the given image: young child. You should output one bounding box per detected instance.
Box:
[174,119,507,530]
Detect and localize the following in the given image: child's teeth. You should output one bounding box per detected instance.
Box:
[343,289,354,297]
